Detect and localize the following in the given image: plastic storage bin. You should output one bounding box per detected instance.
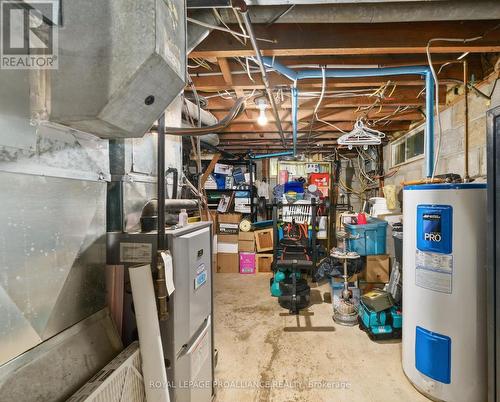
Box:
[344,218,388,255]
[284,181,304,193]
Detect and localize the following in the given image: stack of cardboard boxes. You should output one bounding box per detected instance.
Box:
[216,213,240,273]
[238,231,256,274]
[214,212,275,274]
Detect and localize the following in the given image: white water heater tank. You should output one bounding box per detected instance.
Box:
[402,183,487,402]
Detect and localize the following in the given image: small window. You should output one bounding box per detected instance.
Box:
[391,126,425,166]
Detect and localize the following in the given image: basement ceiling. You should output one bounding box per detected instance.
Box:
[185,1,500,155]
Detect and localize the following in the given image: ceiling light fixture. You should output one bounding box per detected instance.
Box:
[255,96,268,126]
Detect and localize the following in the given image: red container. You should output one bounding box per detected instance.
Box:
[279,170,289,185]
[357,213,367,225]
[239,252,256,274]
[309,173,330,197]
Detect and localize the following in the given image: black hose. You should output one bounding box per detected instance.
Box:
[165,167,178,199]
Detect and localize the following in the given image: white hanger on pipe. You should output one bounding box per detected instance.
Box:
[337,118,385,149]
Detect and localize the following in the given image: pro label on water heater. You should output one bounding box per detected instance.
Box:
[415,204,453,293]
[417,205,452,254]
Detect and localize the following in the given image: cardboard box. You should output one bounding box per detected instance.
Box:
[360,254,390,283]
[217,213,241,234]
[254,228,273,252]
[218,234,238,243]
[238,231,255,252]
[234,205,251,214]
[238,231,254,241]
[234,197,251,205]
[216,253,239,273]
[256,253,274,272]
[212,253,218,271]
[238,240,255,252]
[218,242,238,253]
[217,233,239,253]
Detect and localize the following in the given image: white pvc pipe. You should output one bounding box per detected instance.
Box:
[129,264,170,402]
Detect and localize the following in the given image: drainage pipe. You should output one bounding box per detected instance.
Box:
[263,57,436,177]
[234,1,286,147]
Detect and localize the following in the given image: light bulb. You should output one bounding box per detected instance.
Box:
[257,107,268,126]
[363,144,368,150]
[348,144,353,150]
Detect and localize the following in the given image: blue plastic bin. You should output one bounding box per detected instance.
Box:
[284,181,304,193]
[344,218,388,255]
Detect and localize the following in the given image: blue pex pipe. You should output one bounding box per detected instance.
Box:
[262,57,436,177]
[250,151,294,159]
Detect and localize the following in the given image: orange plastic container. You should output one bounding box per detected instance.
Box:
[309,173,330,197]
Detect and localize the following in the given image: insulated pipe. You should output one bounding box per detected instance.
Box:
[262,57,436,177]
[234,1,286,147]
[164,98,245,136]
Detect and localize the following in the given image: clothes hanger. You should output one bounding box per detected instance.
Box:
[337,118,386,149]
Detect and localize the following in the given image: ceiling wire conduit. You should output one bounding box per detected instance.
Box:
[262,57,436,178]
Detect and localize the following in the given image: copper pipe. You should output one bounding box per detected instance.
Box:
[402,178,445,186]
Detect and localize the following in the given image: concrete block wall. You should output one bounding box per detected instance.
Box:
[382,74,500,210]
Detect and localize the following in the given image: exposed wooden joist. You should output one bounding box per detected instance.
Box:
[217,57,233,85]
[219,121,410,133]
[214,107,422,123]
[202,87,446,110]
[188,72,463,91]
[190,21,500,58]
[222,53,481,69]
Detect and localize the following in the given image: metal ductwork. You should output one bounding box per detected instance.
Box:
[213,1,500,24]
[187,10,220,53]
[35,0,186,139]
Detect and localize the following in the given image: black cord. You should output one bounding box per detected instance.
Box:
[469,77,499,100]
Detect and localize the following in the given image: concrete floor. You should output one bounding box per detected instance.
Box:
[213,273,430,402]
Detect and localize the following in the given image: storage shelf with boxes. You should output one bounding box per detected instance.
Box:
[214,211,274,274]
